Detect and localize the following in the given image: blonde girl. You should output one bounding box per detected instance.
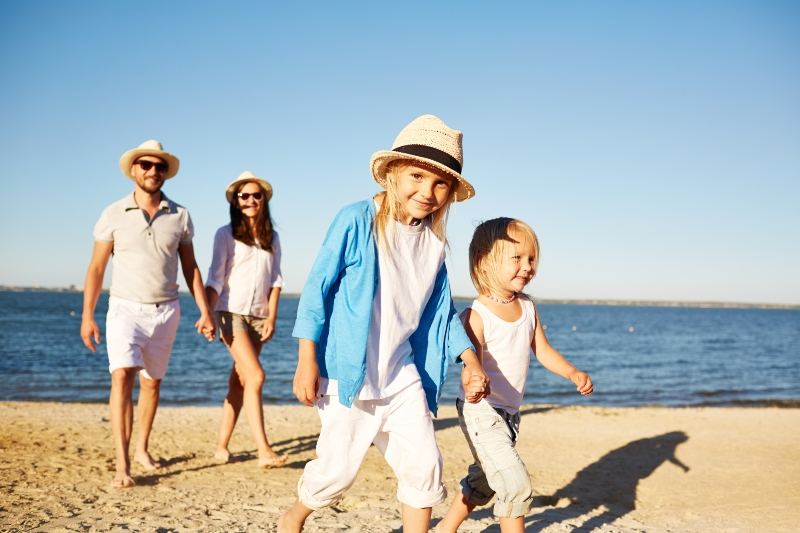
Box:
[438,217,593,533]
[205,171,287,468]
[279,115,488,533]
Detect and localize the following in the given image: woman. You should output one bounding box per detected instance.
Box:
[206,170,287,468]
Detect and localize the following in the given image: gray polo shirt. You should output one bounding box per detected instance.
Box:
[93,193,194,304]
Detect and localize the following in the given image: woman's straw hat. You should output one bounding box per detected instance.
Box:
[225,170,273,203]
[370,114,475,202]
[119,140,180,180]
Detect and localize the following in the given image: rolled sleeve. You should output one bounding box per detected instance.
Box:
[205,226,230,295]
[270,232,285,288]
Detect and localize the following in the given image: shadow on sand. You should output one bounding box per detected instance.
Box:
[462,430,689,532]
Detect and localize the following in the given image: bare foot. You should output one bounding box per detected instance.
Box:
[213,448,232,463]
[259,452,288,469]
[110,472,135,488]
[277,510,301,533]
[133,451,163,471]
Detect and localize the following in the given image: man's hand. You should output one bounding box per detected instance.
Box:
[80,318,101,352]
[195,313,216,341]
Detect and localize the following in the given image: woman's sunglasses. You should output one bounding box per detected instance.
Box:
[237,192,264,201]
[136,160,169,173]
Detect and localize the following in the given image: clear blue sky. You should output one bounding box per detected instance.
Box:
[1,1,798,304]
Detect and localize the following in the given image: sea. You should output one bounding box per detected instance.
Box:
[1,291,798,407]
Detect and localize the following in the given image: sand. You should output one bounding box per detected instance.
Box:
[1,401,798,532]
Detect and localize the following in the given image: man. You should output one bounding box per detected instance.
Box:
[80,140,215,488]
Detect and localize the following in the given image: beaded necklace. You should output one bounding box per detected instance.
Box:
[486,292,517,304]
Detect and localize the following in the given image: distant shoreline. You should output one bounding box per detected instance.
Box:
[4,285,799,311]
[2,286,798,310]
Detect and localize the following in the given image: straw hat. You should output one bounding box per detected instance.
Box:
[119,140,180,180]
[370,114,475,202]
[225,170,273,203]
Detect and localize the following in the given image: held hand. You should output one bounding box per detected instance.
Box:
[570,370,594,396]
[80,318,101,353]
[195,314,216,342]
[461,364,490,403]
[260,319,276,342]
[293,357,320,407]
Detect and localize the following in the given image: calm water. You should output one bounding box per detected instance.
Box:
[1,291,798,407]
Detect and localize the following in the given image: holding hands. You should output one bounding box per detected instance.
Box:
[461,363,490,403]
[196,313,216,342]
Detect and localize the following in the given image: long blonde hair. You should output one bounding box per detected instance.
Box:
[469,217,540,296]
[373,160,455,250]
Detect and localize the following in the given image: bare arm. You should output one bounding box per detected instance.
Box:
[531,316,593,396]
[178,241,215,340]
[460,308,490,402]
[293,338,320,406]
[260,287,281,342]
[80,241,113,352]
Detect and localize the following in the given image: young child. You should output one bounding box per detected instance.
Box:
[437,217,594,533]
[205,171,287,468]
[278,115,489,533]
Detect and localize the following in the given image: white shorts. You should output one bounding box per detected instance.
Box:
[298,382,446,510]
[106,296,180,380]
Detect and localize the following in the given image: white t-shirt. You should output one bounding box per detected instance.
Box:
[320,216,446,399]
[460,295,536,413]
[205,225,284,318]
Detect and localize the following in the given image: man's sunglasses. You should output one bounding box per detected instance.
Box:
[237,192,264,201]
[136,160,169,173]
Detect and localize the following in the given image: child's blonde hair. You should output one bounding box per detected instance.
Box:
[373,160,455,249]
[469,217,540,296]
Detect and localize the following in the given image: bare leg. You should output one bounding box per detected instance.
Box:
[226,332,286,467]
[215,365,243,462]
[437,492,476,532]
[109,368,136,487]
[133,374,163,470]
[278,500,314,533]
[498,516,525,533]
[401,504,432,533]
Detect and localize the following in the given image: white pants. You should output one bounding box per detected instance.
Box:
[106,296,180,380]
[298,382,446,510]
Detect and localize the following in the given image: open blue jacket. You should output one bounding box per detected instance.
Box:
[292,199,473,415]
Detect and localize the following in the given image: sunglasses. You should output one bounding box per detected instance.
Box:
[237,191,264,201]
[136,160,169,173]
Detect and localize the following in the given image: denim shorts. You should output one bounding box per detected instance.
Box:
[456,398,533,518]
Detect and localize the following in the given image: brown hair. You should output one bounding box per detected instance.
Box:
[229,181,274,251]
[373,160,455,250]
[469,217,539,296]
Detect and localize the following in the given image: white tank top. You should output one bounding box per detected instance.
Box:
[460,295,536,413]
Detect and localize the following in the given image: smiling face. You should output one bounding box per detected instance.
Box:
[493,226,538,296]
[235,181,265,220]
[131,156,168,194]
[392,163,453,224]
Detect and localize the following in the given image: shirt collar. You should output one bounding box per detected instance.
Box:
[124,191,172,212]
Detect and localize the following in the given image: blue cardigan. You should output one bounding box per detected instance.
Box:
[292,199,473,415]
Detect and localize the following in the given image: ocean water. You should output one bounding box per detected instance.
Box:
[1,291,798,407]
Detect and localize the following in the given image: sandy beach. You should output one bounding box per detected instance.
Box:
[1,401,798,532]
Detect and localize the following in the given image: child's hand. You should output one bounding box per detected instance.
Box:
[569,370,594,396]
[461,364,490,403]
[293,340,320,406]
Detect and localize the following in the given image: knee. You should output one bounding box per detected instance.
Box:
[244,367,265,388]
[111,368,136,389]
[139,377,162,393]
[494,470,532,514]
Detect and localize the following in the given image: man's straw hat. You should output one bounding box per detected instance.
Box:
[119,140,180,180]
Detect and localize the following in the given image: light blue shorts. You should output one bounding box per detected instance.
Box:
[456,398,533,518]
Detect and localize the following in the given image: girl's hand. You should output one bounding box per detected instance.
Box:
[260,319,276,342]
[570,370,594,396]
[462,364,490,403]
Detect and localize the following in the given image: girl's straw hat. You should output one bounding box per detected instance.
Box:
[225,170,273,203]
[119,140,180,180]
[370,114,475,202]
